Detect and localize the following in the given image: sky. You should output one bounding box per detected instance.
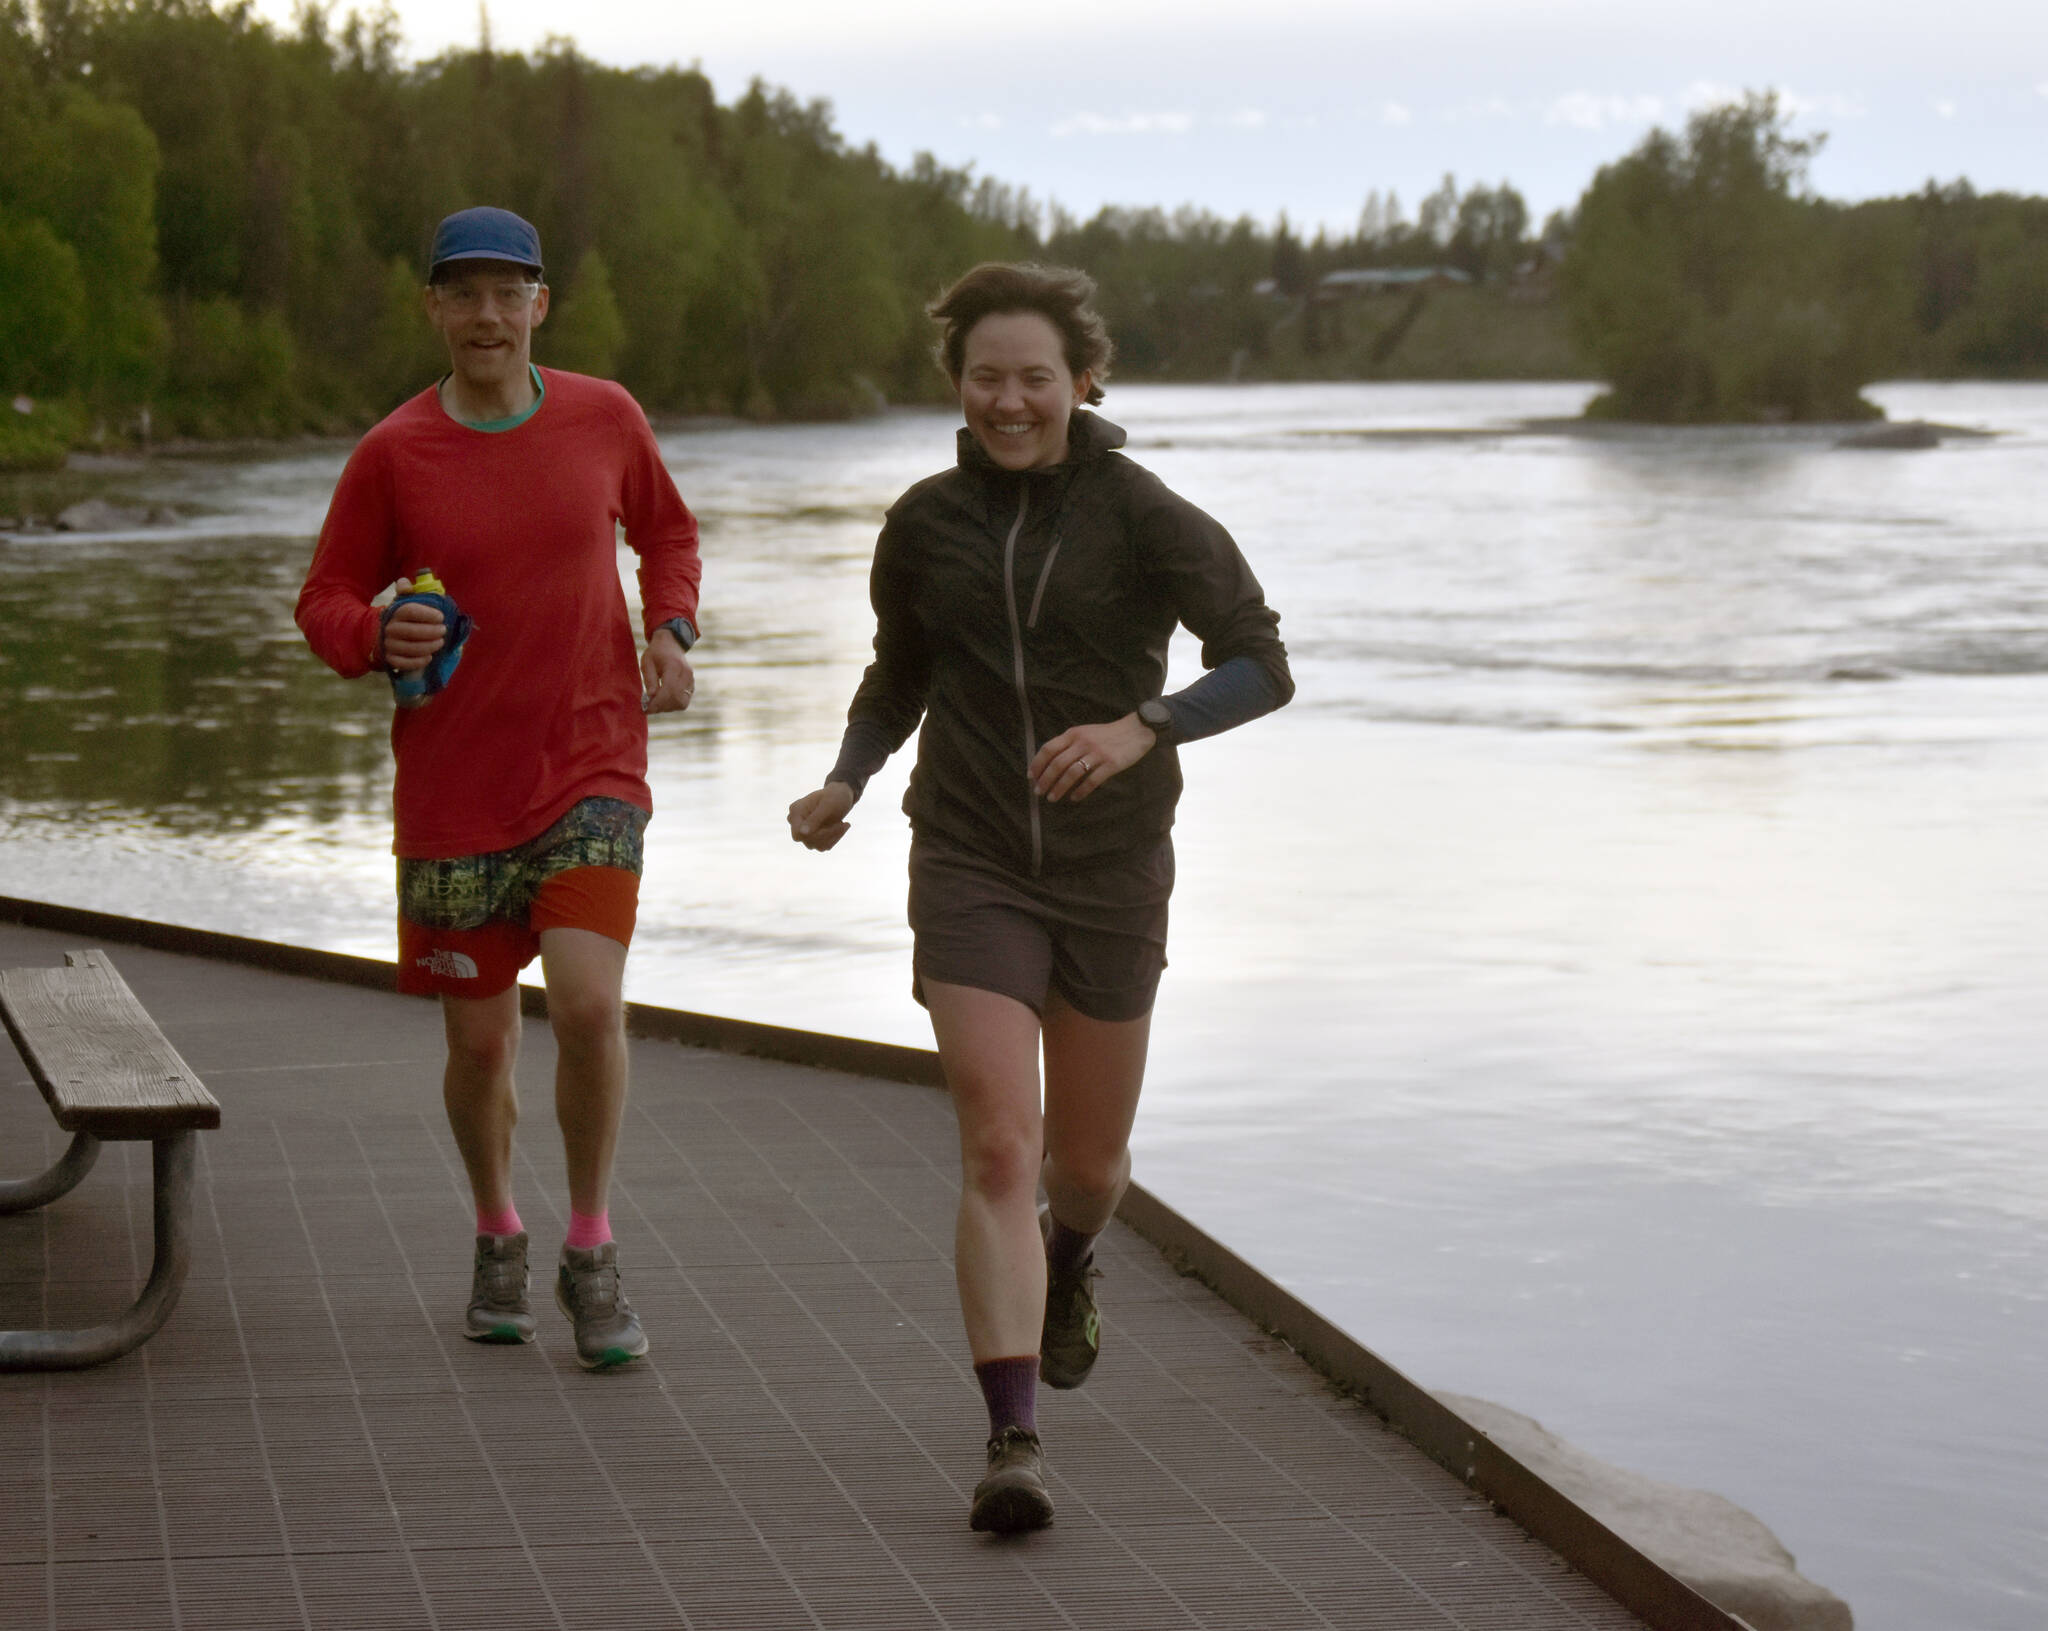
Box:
[257,0,2047,235]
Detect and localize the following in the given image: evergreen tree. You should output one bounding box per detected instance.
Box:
[542,247,627,379]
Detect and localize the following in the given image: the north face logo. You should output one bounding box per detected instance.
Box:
[417,949,479,979]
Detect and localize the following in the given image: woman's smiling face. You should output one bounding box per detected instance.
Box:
[956,311,1093,472]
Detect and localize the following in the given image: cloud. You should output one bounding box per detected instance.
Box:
[1226,109,1268,129]
[1933,98,1958,119]
[960,113,1002,131]
[1681,80,1745,112]
[1051,111,1194,138]
[1779,90,1866,121]
[1380,101,1412,126]
[1441,96,1519,124]
[1545,93,1663,131]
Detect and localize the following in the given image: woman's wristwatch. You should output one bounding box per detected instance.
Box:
[1137,697,1177,746]
[659,616,699,651]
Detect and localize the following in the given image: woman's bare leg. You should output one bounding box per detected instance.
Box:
[923,980,1047,1361]
[1040,990,1151,1234]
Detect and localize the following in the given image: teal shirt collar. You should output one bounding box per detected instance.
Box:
[440,364,546,433]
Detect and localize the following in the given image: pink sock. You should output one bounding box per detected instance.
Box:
[566,1208,612,1250]
[476,1202,523,1238]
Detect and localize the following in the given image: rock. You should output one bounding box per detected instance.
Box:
[54,498,151,532]
[1837,421,1939,450]
[1438,1393,1854,1631]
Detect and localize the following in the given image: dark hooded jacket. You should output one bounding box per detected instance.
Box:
[846,410,1292,876]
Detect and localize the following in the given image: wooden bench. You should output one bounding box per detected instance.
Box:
[0,950,220,1370]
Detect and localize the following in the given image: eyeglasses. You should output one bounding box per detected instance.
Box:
[432,279,539,315]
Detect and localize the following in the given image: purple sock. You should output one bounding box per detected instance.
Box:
[565,1207,612,1250]
[476,1202,523,1238]
[974,1355,1039,1437]
[1045,1216,1098,1276]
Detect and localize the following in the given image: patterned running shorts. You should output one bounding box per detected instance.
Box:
[396,797,649,998]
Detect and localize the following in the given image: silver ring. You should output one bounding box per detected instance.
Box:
[1080,758,1091,775]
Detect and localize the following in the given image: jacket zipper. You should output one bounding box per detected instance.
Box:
[1024,533,1063,629]
[1000,487,1043,874]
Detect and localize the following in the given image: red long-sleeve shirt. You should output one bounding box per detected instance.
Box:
[295,368,702,859]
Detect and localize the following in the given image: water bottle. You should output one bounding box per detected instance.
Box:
[383,569,473,709]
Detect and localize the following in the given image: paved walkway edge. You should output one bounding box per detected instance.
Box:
[0,892,1743,1631]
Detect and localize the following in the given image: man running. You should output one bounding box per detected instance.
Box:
[296,206,701,1369]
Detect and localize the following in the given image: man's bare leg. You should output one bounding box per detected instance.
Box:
[537,926,630,1217]
[443,983,535,1342]
[441,984,524,1214]
[537,926,646,1367]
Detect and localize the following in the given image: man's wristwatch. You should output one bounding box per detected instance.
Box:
[659,616,699,652]
[1137,697,1177,746]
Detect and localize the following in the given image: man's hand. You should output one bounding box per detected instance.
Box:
[642,625,695,714]
[379,578,446,673]
[1030,713,1158,803]
[787,782,856,851]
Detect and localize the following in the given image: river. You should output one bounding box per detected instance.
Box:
[3,380,2044,1630]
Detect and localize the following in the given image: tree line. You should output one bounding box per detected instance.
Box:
[4,4,2047,466]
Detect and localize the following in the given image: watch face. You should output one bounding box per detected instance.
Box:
[1141,700,1170,731]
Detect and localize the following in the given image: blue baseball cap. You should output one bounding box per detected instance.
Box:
[428,207,543,279]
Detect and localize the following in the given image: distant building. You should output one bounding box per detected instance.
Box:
[1317,267,1473,298]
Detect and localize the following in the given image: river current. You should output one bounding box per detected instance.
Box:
[3,381,2043,1630]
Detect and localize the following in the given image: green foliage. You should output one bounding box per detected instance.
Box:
[0,396,87,473]
[0,204,86,393]
[541,247,627,378]
[367,257,443,413]
[1264,285,1581,382]
[1860,184,2048,376]
[1450,184,1529,283]
[159,296,300,436]
[1953,231,2048,372]
[1561,93,1901,421]
[0,40,166,420]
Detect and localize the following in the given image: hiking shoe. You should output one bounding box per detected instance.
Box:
[1039,1220,1102,1390]
[554,1241,649,1370]
[464,1231,536,1343]
[970,1426,1054,1533]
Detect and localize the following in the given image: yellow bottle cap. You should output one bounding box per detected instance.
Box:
[411,569,444,595]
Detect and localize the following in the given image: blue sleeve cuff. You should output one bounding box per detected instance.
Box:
[827,718,896,801]
[1161,654,1288,745]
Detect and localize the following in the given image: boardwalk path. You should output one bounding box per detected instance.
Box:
[1,919,1656,1630]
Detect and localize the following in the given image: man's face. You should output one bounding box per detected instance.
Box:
[425,259,549,391]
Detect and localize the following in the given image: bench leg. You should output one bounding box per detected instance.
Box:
[0,1130,102,1215]
[0,1131,196,1372]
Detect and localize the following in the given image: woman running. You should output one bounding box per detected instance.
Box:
[787,261,1293,1532]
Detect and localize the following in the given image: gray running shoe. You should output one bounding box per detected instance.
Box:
[464,1231,536,1344]
[970,1426,1054,1533]
[554,1241,649,1370]
[1039,1216,1102,1390]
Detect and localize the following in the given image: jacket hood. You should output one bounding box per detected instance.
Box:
[954,410,1128,476]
